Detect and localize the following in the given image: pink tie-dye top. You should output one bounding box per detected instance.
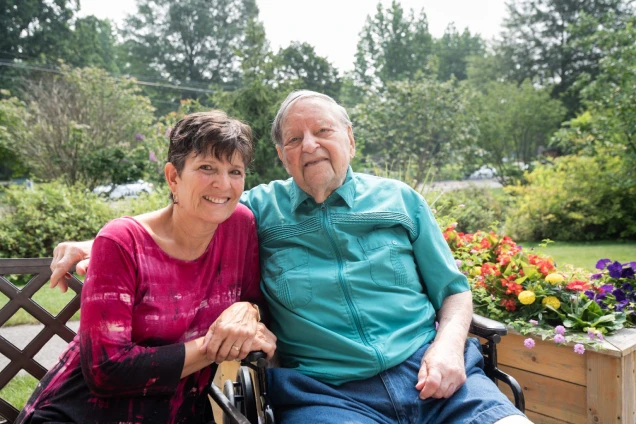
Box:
[17,203,262,424]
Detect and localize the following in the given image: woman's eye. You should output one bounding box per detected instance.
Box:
[231,170,244,176]
[200,165,212,170]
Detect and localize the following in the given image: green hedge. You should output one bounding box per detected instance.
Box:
[0,183,169,258]
[504,154,636,241]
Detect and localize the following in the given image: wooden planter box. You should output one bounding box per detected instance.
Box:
[494,328,636,423]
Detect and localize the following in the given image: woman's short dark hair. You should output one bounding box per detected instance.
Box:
[168,109,253,169]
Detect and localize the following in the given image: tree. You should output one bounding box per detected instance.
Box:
[473,80,566,184]
[65,16,121,73]
[500,0,634,115]
[122,0,259,89]
[579,20,636,158]
[272,42,342,100]
[354,0,433,89]
[0,65,155,186]
[0,0,77,62]
[434,24,485,81]
[352,74,478,182]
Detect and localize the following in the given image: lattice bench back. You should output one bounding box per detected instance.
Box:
[0,258,82,423]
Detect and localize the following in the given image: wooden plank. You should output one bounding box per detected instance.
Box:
[499,365,587,423]
[604,328,636,357]
[525,410,571,424]
[212,361,240,423]
[498,334,587,385]
[586,350,636,424]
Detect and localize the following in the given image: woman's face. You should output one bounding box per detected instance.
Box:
[169,151,246,226]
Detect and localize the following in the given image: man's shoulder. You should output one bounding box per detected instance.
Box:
[352,172,419,197]
[242,178,294,205]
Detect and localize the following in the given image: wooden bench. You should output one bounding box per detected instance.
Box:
[0,258,82,423]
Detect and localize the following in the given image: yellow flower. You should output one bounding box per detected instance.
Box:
[545,273,564,284]
[471,266,482,276]
[518,291,536,305]
[542,296,561,309]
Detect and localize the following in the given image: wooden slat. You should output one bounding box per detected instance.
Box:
[499,365,587,423]
[525,410,571,424]
[498,334,587,385]
[212,361,241,423]
[586,350,636,424]
[604,328,636,357]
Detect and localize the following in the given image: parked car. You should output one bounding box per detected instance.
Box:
[93,180,154,199]
[468,166,497,180]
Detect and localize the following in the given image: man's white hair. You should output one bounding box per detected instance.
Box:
[271,90,352,146]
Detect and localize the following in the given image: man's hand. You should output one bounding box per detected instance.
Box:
[416,290,472,400]
[50,241,93,292]
[415,341,466,399]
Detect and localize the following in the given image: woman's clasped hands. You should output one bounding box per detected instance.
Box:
[200,302,276,363]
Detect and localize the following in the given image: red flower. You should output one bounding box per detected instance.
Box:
[566,280,590,291]
[500,298,517,311]
[480,238,492,249]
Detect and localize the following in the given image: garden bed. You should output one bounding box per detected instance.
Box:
[492,328,636,424]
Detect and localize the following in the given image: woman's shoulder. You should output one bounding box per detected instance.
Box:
[97,216,148,243]
[224,203,256,225]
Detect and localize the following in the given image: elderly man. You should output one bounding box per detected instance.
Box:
[51,91,530,424]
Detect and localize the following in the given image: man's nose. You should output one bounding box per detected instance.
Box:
[301,133,319,152]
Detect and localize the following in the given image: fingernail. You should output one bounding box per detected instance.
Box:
[64,272,72,279]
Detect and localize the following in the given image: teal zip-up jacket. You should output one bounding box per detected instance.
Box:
[240,168,469,385]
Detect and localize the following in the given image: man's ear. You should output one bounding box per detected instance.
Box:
[165,162,178,192]
[347,126,356,159]
[276,145,291,175]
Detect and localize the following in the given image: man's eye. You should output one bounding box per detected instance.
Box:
[200,165,212,170]
[231,170,244,176]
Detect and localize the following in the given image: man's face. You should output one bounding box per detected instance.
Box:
[277,98,355,203]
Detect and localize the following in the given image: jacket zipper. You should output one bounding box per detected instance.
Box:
[320,204,386,371]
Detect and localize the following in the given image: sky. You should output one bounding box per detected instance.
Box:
[78,0,509,72]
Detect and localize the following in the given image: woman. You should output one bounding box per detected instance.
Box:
[17,111,276,424]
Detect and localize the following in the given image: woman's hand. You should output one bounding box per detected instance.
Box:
[200,302,260,363]
[50,240,93,292]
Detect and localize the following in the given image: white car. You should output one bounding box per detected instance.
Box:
[93,180,154,199]
[109,180,154,199]
[468,166,497,180]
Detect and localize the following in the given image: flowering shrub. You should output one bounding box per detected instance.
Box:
[585,260,636,325]
[443,224,629,349]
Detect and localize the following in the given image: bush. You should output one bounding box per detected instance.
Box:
[0,183,118,258]
[505,153,636,241]
[434,188,511,234]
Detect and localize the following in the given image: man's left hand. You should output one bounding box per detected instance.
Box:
[415,341,466,400]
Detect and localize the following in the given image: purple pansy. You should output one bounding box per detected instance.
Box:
[608,261,624,279]
[591,273,602,280]
[596,259,612,270]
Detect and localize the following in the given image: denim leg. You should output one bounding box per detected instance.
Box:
[267,368,396,424]
[381,338,525,424]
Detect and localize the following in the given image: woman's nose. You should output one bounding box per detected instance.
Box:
[212,172,230,189]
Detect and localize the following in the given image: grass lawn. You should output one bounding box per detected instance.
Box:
[0,279,81,326]
[0,374,38,411]
[519,240,636,272]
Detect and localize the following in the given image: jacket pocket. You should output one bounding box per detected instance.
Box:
[264,247,312,310]
[358,227,416,287]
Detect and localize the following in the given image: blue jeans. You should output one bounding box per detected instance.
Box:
[267,338,525,424]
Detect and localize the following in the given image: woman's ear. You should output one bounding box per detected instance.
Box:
[165,162,178,193]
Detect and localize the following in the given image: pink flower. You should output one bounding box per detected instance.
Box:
[555,325,566,335]
[435,321,439,330]
[574,344,585,354]
[529,320,538,326]
[554,334,565,343]
[523,338,535,349]
[149,151,158,163]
